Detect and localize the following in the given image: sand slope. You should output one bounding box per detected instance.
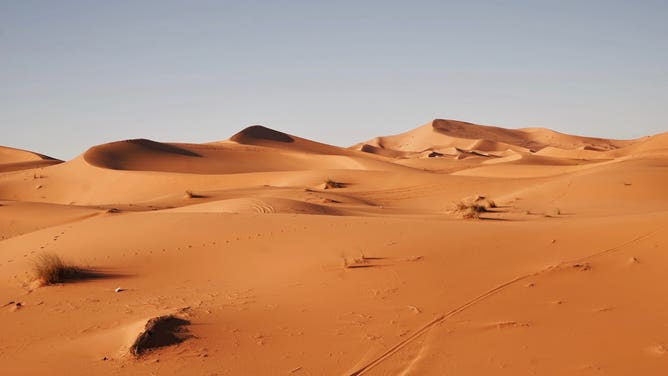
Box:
[1,121,667,375]
[0,145,62,172]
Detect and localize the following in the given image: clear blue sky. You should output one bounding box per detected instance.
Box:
[2,0,667,159]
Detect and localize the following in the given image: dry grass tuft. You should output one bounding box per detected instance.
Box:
[185,190,206,198]
[341,252,382,269]
[324,179,345,189]
[473,195,496,209]
[453,195,499,219]
[544,207,562,218]
[32,253,87,285]
[454,201,489,219]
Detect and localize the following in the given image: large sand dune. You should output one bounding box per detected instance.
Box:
[1,119,667,375]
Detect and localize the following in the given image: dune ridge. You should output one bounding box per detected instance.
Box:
[0,145,62,172]
[354,119,641,157]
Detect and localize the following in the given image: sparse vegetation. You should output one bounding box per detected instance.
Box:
[185,190,206,198]
[342,251,383,269]
[324,179,345,189]
[454,201,489,219]
[32,253,86,285]
[453,195,498,219]
[544,207,562,217]
[473,195,496,208]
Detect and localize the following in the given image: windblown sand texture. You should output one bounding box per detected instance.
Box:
[1,119,667,375]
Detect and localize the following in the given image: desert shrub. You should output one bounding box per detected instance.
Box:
[473,195,496,208]
[324,179,345,189]
[185,190,206,198]
[454,201,489,219]
[32,253,85,285]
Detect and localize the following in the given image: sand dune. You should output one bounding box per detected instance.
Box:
[226,125,361,156]
[83,138,366,174]
[1,121,667,375]
[82,128,404,176]
[355,119,640,156]
[0,145,62,172]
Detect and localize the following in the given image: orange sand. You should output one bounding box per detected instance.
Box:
[1,120,667,375]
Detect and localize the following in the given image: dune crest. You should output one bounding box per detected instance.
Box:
[0,145,62,172]
[229,125,295,144]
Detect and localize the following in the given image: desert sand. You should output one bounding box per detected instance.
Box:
[1,119,667,375]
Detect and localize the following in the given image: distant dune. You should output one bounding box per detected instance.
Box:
[353,118,639,156]
[1,119,667,375]
[0,145,61,172]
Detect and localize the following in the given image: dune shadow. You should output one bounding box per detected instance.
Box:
[478,217,511,222]
[79,267,128,279]
[126,139,202,157]
[485,208,509,213]
[185,190,209,199]
[345,264,383,269]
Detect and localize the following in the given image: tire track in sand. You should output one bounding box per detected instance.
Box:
[347,227,660,375]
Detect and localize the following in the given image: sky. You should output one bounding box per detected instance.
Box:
[1,0,667,160]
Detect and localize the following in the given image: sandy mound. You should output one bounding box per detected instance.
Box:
[228,125,295,144]
[0,145,62,172]
[355,119,640,157]
[357,143,410,158]
[81,127,401,175]
[0,145,59,164]
[226,125,395,160]
[614,131,668,156]
[83,139,206,172]
[129,314,191,356]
